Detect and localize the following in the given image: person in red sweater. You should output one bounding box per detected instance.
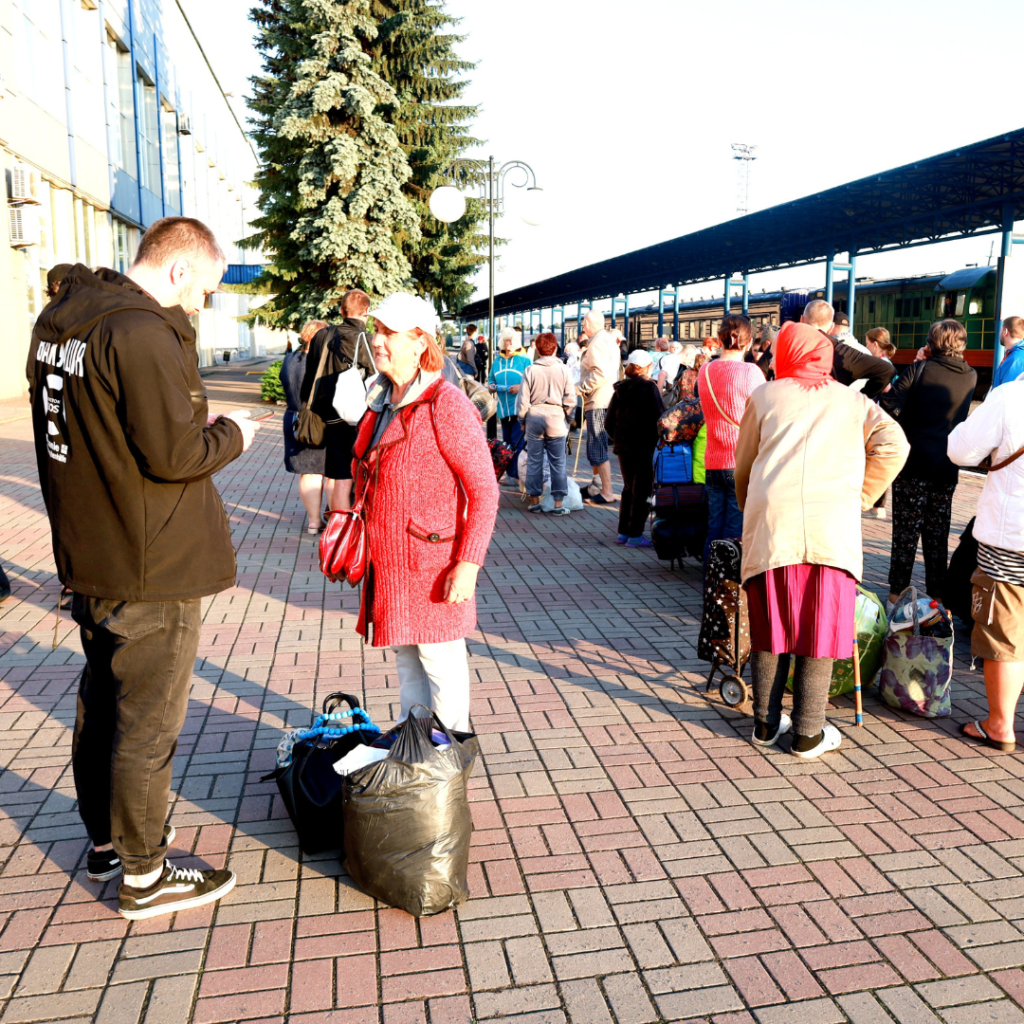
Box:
[697,315,766,564]
[352,293,499,732]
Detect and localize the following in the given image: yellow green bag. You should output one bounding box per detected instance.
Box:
[786,586,887,698]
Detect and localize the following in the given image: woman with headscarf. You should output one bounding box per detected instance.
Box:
[734,323,909,760]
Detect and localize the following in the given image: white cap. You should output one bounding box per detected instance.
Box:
[626,349,653,368]
[368,292,440,338]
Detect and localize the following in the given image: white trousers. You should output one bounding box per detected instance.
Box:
[394,639,471,733]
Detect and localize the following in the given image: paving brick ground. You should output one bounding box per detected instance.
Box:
[1,367,1023,1023]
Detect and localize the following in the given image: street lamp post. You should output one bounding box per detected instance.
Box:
[429,155,543,365]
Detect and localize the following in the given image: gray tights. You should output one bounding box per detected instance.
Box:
[752,651,833,739]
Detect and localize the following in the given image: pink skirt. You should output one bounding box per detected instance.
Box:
[746,564,856,660]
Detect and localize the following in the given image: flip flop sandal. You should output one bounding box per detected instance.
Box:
[960,720,1016,753]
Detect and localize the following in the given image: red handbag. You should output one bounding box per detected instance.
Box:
[319,454,378,585]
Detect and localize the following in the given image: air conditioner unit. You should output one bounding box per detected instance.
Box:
[10,162,41,204]
[177,113,192,136]
[9,205,41,247]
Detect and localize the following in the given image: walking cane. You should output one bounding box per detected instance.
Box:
[573,416,587,476]
[852,637,863,727]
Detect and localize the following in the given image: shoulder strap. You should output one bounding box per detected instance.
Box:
[301,336,333,413]
[703,364,740,429]
[989,441,1024,472]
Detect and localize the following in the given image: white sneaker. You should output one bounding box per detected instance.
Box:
[752,714,792,748]
[792,723,843,760]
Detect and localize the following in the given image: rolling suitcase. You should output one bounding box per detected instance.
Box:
[651,484,707,567]
[698,539,751,707]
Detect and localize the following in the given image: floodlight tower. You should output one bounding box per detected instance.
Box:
[732,143,757,216]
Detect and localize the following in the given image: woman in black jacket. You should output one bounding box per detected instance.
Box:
[605,350,665,547]
[880,319,977,607]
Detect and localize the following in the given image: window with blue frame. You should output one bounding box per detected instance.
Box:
[161,104,181,210]
[137,71,161,194]
[105,32,136,172]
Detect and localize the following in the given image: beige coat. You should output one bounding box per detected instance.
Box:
[734,378,909,583]
[578,330,621,412]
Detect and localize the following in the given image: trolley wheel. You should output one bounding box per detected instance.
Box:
[719,674,749,707]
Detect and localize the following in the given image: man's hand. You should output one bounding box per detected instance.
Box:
[224,410,260,452]
[206,413,219,427]
[443,560,480,604]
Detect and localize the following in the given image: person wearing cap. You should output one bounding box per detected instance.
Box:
[351,292,499,732]
[516,332,577,516]
[605,349,665,547]
[488,328,530,450]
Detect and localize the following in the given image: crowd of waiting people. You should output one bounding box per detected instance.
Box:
[17,211,1024,921]
[284,298,1024,763]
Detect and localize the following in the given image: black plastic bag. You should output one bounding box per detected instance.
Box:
[264,692,380,855]
[343,706,477,916]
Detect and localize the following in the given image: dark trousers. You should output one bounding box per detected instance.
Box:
[501,417,523,450]
[71,595,201,874]
[617,448,655,538]
[889,475,957,596]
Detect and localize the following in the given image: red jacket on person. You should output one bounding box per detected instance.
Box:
[353,378,499,647]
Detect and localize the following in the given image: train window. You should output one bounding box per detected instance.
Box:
[895,298,903,317]
[913,297,921,317]
[968,298,981,315]
[868,299,876,314]
[956,292,966,317]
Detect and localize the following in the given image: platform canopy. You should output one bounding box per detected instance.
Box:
[460,127,1024,319]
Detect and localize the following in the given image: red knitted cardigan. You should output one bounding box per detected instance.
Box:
[352,379,499,647]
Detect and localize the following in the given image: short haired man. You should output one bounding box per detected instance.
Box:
[302,288,376,512]
[578,308,622,505]
[801,298,894,399]
[650,336,669,376]
[993,316,1024,390]
[28,216,258,920]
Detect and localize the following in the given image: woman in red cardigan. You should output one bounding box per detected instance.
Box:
[352,293,499,732]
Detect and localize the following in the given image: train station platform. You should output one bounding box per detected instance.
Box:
[0,390,1021,1024]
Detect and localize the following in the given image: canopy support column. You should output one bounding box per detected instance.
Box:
[825,249,856,328]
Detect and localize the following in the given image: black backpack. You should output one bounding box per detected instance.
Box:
[944,517,978,625]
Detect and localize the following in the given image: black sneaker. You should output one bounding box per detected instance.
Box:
[87,825,176,882]
[119,862,236,920]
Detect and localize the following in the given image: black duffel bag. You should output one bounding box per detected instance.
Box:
[263,692,381,855]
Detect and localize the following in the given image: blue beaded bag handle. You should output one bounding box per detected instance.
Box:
[293,692,381,744]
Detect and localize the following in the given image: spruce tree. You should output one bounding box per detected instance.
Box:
[367,0,486,316]
[245,0,420,328]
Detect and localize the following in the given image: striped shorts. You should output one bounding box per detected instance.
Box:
[586,408,610,466]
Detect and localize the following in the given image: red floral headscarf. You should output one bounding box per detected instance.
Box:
[774,322,834,390]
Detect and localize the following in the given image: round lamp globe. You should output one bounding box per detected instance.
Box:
[429,186,466,224]
[519,187,545,227]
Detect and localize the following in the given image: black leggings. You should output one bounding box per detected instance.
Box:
[889,475,957,596]
[752,651,833,739]
[617,448,655,538]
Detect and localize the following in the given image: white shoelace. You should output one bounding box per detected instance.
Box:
[165,864,205,884]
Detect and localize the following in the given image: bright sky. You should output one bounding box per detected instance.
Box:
[183,0,1024,312]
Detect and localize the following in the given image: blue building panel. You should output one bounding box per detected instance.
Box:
[223,265,265,286]
[112,169,141,224]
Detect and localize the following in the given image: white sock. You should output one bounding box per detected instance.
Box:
[124,864,163,889]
